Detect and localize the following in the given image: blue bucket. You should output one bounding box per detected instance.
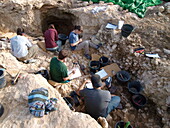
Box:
[0,69,6,89]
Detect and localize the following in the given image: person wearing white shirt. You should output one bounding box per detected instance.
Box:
[10,28,39,63]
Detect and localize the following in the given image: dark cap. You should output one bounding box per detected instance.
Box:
[91,74,102,88]
[74,25,83,32]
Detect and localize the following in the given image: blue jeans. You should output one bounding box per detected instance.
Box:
[105,96,121,117]
[46,40,62,52]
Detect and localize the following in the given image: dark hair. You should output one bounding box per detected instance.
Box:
[17,28,24,35]
[48,24,55,29]
[58,50,68,60]
[74,25,83,32]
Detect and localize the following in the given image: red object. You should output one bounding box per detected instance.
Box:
[44,29,58,48]
[134,48,145,54]
[135,49,144,53]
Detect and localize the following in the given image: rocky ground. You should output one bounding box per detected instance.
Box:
[0,1,170,128]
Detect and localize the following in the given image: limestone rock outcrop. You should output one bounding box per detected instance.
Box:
[0,74,101,128]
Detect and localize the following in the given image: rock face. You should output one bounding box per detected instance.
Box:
[0,0,170,128]
[0,74,101,128]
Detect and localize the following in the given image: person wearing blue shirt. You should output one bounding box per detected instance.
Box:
[69,25,102,60]
[10,28,39,63]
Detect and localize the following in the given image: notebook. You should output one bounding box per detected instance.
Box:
[68,67,82,79]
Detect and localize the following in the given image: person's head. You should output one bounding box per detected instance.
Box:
[91,74,103,88]
[74,25,83,34]
[58,50,68,60]
[17,28,24,36]
[48,24,55,29]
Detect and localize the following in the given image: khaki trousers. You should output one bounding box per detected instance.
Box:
[75,40,98,54]
[18,45,39,61]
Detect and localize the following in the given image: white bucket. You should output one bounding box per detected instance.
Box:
[118,20,124,29]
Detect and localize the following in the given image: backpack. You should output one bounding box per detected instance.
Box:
[28,88,57,117]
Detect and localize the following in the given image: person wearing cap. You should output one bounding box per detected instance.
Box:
[44,24,62,52]
[69,25,102,60]
[76,74,120,120]
[10,28,39,63]
[50,50,75,83]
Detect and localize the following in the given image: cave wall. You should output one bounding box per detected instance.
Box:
[0,0,74,36]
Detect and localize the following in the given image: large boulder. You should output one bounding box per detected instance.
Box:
[0,74,101,128]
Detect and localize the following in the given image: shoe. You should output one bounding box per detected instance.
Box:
[97,116,108,128]
[24,59,36,64]
[96,43,103,49]
[84,54,91,60]
[105,77,112,89]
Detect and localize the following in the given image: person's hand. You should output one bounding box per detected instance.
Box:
[85,79,91,83]
[72,69,76,74]
[79,38,83,43]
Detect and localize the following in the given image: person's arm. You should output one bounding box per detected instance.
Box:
[63,70,75,81]
[25,37,32,48]
[76,79,91,96]
[70,38,82,47]
[10,39,14,52]
[54,29,58,41]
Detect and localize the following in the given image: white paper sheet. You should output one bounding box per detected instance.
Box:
[85,82,93,89]
[145,53,160,58]
[95,69,108,79]
[68,67,82,79]
[106,23,117,29]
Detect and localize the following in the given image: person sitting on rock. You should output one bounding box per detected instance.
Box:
[69,25,102,60]
[44,24,62,52]
[76,74,121,120]
[50,50,75,83]
[10,28,39,63]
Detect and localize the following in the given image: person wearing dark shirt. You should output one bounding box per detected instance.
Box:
[50,50,75,83]
[44,24,62,52]
[77,74,120,120]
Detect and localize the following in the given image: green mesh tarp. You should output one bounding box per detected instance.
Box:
[83,0,162,18]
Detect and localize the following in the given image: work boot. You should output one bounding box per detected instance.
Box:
[105,77,112,89]
[97,116,108,128]
[84,54,91,60]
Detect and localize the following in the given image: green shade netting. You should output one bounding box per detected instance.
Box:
[83,0,162,18]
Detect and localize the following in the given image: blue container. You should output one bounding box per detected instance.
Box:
[58,34,68,45]
[0,69,6,88]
